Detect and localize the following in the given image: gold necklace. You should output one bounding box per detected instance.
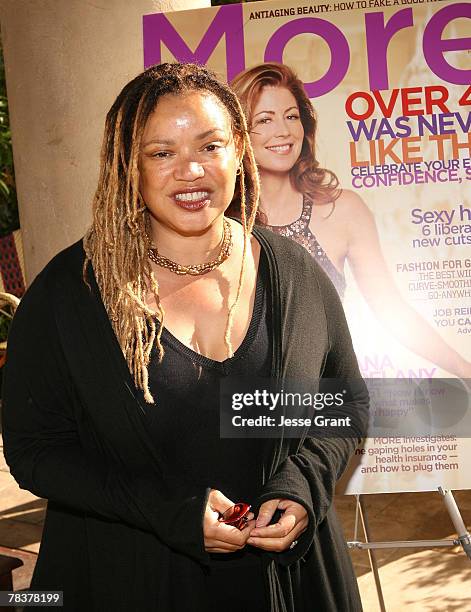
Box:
[147,218,233,276]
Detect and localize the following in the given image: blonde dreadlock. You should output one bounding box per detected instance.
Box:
[83,63,261,404]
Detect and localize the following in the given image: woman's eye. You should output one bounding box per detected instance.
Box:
[287,114,300,121]
[204,144,220,152]
[151,151,170,158]
[253,117,270,127]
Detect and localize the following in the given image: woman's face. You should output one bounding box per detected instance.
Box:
[139,90,240,236]
[249,86,304,175]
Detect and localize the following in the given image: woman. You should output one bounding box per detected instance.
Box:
[2,63,368,611]
[231,62,471,380]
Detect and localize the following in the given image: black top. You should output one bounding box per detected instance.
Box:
[141,249,271,609]
[142,248,270,504]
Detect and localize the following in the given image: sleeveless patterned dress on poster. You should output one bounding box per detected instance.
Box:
[265,195,346,299]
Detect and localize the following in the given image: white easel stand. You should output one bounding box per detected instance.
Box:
[347,489,471,612]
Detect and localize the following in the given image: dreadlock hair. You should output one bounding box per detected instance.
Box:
[230,62,341,206]
[83,63,260,404]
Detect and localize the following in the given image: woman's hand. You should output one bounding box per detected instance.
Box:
[204,489,255,553]
[247,498,308,552]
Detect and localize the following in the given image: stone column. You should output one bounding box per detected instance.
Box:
[0,0,210,282]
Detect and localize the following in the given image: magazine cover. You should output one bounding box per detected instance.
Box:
[142,0,471,493]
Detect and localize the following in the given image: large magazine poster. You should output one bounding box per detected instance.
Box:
[142,0,471,493]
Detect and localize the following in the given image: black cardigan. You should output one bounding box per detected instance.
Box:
[2,225,369,611]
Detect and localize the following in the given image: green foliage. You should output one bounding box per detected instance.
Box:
[0,39,20,372]
[0,39,19,238]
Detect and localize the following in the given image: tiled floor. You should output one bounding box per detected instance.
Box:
[1,428,470,609]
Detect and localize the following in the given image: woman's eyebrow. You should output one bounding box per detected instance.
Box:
[142,128,226,147]
[142,137,173,146]
[252,110,275,118]
[196,128,226,140]
[252,106,298,118]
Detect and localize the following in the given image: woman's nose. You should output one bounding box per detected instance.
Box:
[273,119,290,138]
[174,158,205,181]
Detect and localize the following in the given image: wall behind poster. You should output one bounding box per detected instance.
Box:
[142,0,471,493]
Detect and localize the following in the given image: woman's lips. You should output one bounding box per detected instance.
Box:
[265,144,293,155]
[174,199,208,211]
[173,191,210,211]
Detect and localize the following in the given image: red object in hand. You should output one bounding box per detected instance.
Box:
[218,503,251,530]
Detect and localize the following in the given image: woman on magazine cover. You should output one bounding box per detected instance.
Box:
[2,63,368,611]
[231,62,471,380]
